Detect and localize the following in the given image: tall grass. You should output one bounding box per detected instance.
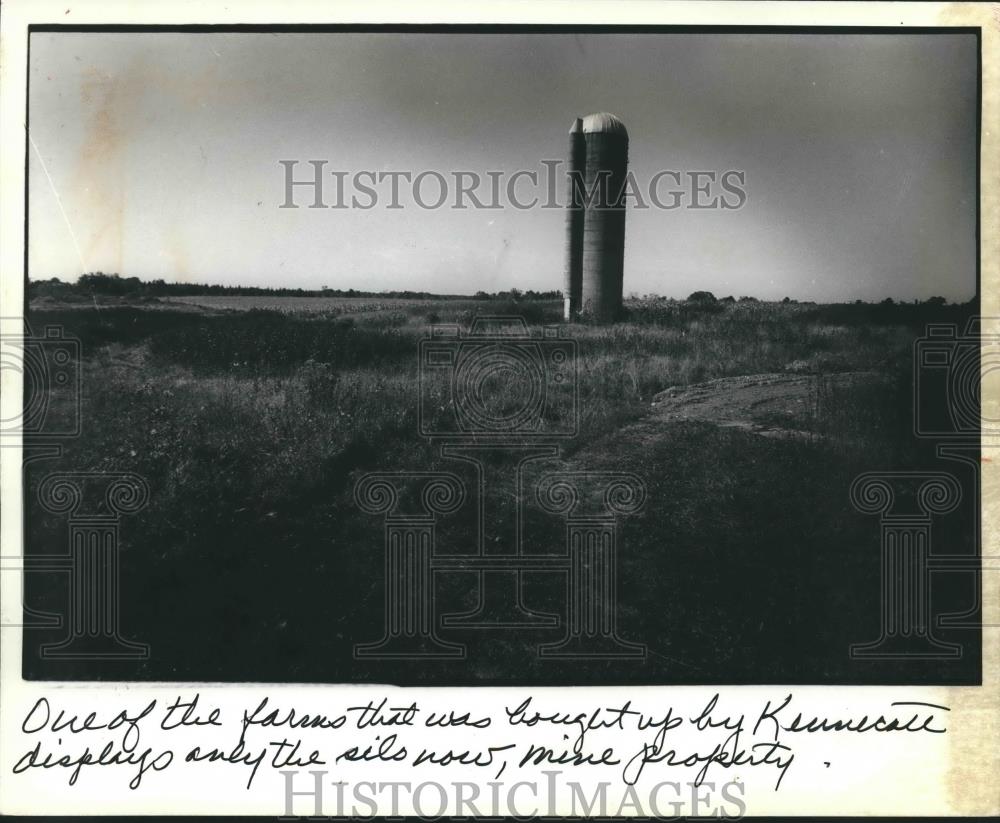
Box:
[22,295,972,683]
[26,296,947,533]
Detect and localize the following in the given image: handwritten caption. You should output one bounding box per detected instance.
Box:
[11,692,948,794]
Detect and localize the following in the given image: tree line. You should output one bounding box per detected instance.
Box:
[28,273,964,307]
[29,273,561,301]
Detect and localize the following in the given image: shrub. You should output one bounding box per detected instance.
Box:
[148,311,412,374]
[300,359,340,404]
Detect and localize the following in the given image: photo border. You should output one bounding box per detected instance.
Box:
[1,1,997,816]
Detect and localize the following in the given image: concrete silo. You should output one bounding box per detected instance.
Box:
[562,117,585,320]
[563,112,629,322]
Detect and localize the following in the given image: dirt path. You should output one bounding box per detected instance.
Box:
[644,370,886,440]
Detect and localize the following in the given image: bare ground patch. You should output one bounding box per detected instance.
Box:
[648,371,890,440]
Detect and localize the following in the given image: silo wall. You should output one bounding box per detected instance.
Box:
[580,130,628,322]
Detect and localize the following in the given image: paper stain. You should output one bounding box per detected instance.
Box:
[70,54,222,278]
[73,65,129,274]
[163,222,191,283]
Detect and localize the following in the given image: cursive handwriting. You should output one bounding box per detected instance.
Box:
[9,692,952,795]
[754,695,950,739]
[13,739,172,789]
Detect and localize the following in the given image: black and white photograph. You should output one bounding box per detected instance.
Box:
[1,2,998,817]
[19,24,984,685]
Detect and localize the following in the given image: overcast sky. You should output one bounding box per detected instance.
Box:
[28,31,977,302]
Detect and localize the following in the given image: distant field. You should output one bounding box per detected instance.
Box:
[160,294,492,315]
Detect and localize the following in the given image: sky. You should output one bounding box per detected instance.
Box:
[28,31,978,302]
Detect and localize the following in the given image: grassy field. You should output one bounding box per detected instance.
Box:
[159,294,485,315]
[23,295,979,684]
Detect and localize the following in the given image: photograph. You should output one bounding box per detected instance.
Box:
[19,26,982,689]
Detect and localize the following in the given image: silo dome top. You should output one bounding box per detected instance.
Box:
[582,112,628,137]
